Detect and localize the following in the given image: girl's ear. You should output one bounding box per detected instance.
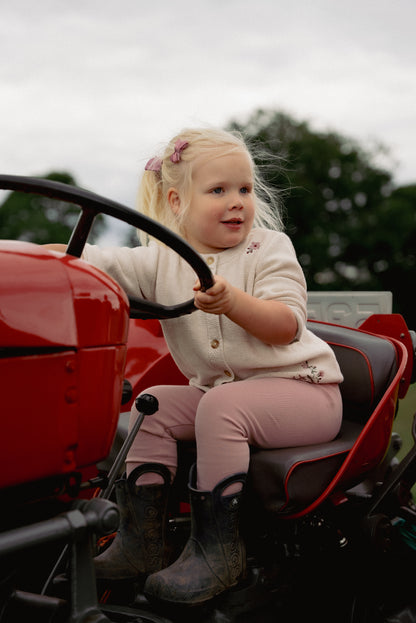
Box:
[167,187,181,216]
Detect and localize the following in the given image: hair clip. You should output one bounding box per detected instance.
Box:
[145,157,162,172]
[170,139,189,163]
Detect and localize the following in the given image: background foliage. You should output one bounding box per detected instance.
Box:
[229,110,416,327]
[1,110,415,325]
[0,172,105,245]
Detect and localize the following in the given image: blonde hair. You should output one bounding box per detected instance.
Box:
[137,127,284,245]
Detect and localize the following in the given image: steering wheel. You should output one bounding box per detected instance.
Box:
[0,174,214,320]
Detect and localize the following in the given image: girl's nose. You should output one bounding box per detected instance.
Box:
[229,194,243,210]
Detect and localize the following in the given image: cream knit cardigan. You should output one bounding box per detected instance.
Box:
[84,228,343,390]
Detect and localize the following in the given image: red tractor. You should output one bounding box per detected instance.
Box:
[0,175,415,623]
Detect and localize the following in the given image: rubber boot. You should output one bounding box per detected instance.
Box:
[144,465,246,605]
[94,462,171,581]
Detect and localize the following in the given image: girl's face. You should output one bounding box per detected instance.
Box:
[170,151,255,254]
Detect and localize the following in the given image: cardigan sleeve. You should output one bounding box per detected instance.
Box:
[82,242,160,300]
[252,232,308,339]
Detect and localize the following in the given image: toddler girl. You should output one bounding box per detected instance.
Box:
[49,127,343,605]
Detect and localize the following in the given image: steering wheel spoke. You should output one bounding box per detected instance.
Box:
[67,208,97,257]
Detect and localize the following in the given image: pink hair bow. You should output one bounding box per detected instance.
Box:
[170,139,189,163]
[144,157,163,172]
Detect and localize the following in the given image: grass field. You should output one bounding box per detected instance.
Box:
[393,383,416,459]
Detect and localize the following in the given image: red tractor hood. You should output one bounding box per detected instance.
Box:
[0,241,129,349]
[0,241,130,490]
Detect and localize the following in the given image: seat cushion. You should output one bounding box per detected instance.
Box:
[247,419,363,514]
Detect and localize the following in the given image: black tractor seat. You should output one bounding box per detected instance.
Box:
[247,321,398,517]
[114,320,399,519]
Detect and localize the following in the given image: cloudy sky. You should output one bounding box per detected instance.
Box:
[1,0,415,242]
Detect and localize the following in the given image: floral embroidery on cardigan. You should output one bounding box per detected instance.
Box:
[294,361,325,383]
[246,241,261,254]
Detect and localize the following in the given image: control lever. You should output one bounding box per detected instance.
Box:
[99,393,159,500]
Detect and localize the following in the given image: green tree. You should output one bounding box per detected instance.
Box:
[358,183,416,328]
[228,110,415,327]
[0,171,105,244]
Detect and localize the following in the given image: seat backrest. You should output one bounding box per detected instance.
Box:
[307,321,398,424]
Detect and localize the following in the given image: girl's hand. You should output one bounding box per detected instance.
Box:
[194,275,298,345]
[43,243,67,253]
[193,275,236,315]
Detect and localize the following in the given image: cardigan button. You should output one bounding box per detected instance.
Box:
[224,370,232,377]
[210,339,220,349]
[206,256,215,265]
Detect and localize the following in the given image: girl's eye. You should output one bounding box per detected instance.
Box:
[240,186,251,194]
[212,187,223,195]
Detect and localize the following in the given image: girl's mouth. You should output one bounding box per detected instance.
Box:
[221,218,243,227]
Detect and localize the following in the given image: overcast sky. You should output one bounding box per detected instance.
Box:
[1,0,415,242]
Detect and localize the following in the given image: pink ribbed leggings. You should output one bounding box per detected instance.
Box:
[126,378,342,491]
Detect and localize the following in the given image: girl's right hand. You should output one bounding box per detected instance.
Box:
[193,275,235,316]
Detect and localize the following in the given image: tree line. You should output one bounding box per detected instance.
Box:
[1,110,415,327]
[228,110,416,327]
